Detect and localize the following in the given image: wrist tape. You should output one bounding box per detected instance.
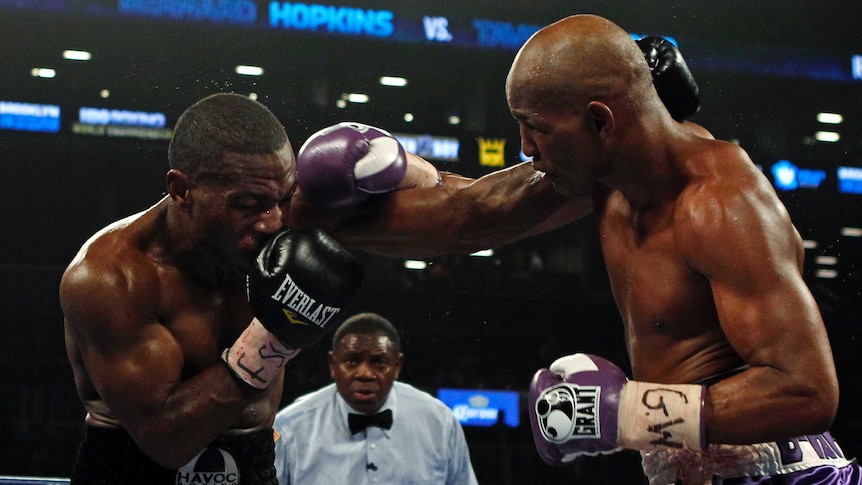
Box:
[221,318,301,390]
[618,381,706,451]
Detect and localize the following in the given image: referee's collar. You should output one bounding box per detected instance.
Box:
[335,383,399,435]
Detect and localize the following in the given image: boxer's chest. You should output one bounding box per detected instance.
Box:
[599,202,717,339]
[159,276,253,376]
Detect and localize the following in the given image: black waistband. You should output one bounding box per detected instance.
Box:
[71,426,276,485]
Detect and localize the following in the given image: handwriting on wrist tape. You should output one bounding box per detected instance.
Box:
[619,382,704,451]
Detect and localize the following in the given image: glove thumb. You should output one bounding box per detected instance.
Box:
[549,353,601,379]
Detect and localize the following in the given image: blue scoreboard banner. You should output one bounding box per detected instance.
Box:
[2,1,859,82]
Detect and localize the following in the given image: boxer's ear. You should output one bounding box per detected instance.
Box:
[586,101,614,139]
[166,169,193,208]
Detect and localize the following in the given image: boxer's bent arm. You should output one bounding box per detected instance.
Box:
[677,145,838,445]
[61,259,266,469]
[327,162,592,258]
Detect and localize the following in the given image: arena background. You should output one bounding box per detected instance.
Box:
[1,1,860,483]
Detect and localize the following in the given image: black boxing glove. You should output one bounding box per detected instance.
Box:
[637,36,700,121]
[249,227,363,347]
[222,228,363,389]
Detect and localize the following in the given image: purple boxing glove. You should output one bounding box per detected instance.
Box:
[529,353,706,466]
[529,354,627,465]
[296,122,407,208]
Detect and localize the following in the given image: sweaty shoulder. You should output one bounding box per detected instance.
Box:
[672,139,796,269]
[60,211,161,329]
[682,120,714,140]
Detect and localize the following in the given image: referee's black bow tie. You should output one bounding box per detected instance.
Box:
[348,409,393,434]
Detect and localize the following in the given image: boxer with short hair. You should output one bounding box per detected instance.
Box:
[290,15,860,484]
[61,93,364,484]
[508,17,859,483]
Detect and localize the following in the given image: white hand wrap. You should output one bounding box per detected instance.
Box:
[221,318,301,389]
[618,381,706,451]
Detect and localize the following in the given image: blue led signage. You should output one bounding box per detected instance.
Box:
[394,133,459,162]
[118,0,258,23]
[437,388,520,428]
[269,2,393,37]
[74,106,172,139]
[771,160,826,191]
[472,20,540,49]
[79,107,167,127]
[422,16,452,42]
[0,101,60,133]
[837,166,862,195]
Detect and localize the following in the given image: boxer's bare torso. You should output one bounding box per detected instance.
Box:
[596,134,777,384]
[63,196,283,467]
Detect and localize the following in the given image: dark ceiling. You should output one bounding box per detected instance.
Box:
[1,1,860,277]
[3,1,861,117]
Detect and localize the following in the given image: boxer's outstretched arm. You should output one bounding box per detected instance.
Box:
[288,158,591,258]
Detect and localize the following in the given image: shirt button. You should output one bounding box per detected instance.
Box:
[372,479,378,483]
[370,444,376,449]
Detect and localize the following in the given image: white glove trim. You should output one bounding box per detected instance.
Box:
[549,353,601,376]
[618,381,705,451]
[222,318,300,390]
[354,136,402,183]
